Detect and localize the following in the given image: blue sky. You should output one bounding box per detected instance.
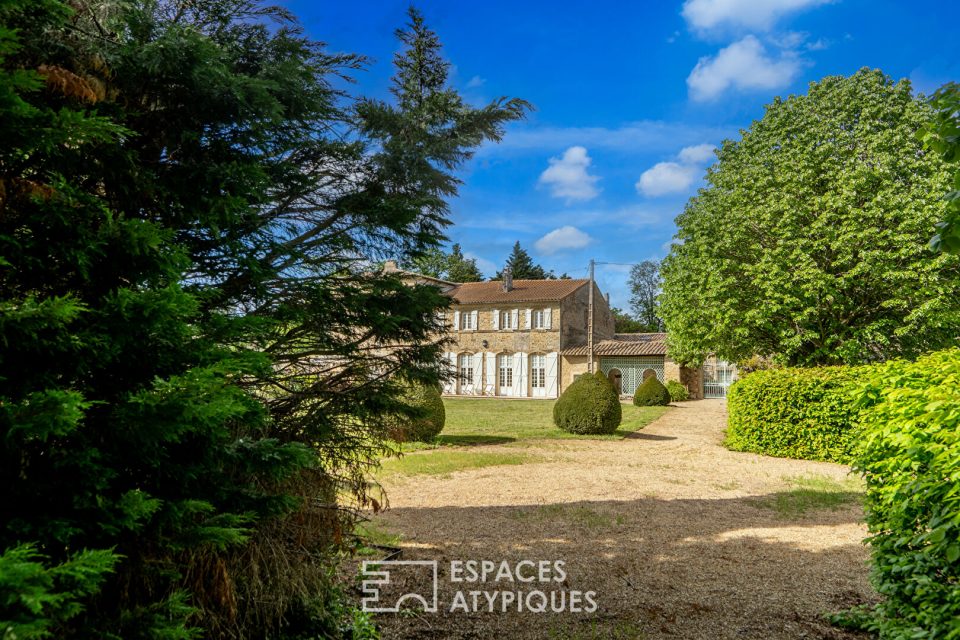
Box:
[287,0,958,309]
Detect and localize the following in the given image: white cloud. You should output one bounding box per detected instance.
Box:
[537,146,601,202]
[677,143,716,164]
[682,0,831,35]
[636,162,699,197]
[687,35,802,101]
[534,226,593,255]
[466,75,486,88]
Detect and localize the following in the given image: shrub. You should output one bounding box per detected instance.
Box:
[553,374,622,435]
[385,381,446,442]
[633,376,670,406]
[594,370,622,426]
[725,366,865,463]
[666,380,689,402]
[849,349,960,638]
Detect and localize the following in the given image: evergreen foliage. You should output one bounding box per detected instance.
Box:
[848,349,960,637]
[0,1,527,636]
[553,373,621,435]
[494,241,555,280]
[661,69,960,366]
[726,366,865,463]
[666,380,689,402]
[632,377,671,407]
[384,381,446,442]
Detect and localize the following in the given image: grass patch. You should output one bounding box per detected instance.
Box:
[437,398,670,443]
[379,450,532,477]
[755,474,864,517]
[353,520,401,557]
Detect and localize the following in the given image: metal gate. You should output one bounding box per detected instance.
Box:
[599,356,665,396]
[703,358,737,398]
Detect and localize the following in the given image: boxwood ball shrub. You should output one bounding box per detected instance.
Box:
[666,380,689,402]
[553,373,622,435]
[850,349,960,638]
[385,381,446,442]
[726,366,865,463]
[633,376,670,406]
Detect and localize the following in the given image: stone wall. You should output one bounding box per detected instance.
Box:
[559,283,615,350]
[560,354,589,392]
[447,304,562,355]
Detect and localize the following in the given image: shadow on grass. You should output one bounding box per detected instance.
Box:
[622,431,677,441]
[437,435,517,447]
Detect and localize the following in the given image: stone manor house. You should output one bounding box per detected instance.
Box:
[385,262,736,399]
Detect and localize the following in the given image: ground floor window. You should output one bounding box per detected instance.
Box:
[498,354,513,389]
[458,353,474,385]
[530,354,546,388]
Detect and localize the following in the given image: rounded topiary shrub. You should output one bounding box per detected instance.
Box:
[633,376,670,406]
[553,373,622,435]
[666,379,689,402]
[385,381,446,442]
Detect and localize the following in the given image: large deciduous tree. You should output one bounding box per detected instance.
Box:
[0,1,527,637]
[920,82,960,253]
[406,243,485,281]
[661,69,960,366]
[628,260,663,331]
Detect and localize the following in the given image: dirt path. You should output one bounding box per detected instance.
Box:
[365,400,874,639]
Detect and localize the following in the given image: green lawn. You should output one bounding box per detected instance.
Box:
[379,398,671,477]
[435,397,671,445]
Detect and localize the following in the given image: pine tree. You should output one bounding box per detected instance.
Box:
[494,241,554,279]
[0,1,528,636]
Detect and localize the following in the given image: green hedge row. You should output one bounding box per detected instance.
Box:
[850,348,960,638]
[726,350,960,637]
[726,365,867,463]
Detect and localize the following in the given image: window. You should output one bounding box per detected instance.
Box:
[532,309,546,329]
[458,353,473,385]
[530,354,546,388]
[498,354,513,388]
[500,309,513,330]
[460,311,474,330]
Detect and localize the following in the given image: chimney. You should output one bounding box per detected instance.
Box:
[605,293,610,305]
[502,266,513,292]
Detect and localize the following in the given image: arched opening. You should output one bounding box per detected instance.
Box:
[497,353,515,396]
[607,368,623,395]
[642,368,657,382]
[457,352,475,394]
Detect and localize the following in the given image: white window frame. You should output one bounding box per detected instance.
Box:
[498,354,513,389]
[500,309,514,330]
[458,353,474,385]
[530,354,546,388]
[460,311,475,330]
[532,308,546,329]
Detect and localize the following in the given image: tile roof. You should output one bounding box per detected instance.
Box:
[449,279,588,304]
[561,333,669,357]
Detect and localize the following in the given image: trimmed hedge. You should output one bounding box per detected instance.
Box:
[553,372,622,435]
[384,381,446,442]
[633,376,670,406]
[666,379,689,402]
[725,366,866,463]
[847,349,960,638]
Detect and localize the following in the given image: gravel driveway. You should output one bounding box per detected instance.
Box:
[365,400,874,639]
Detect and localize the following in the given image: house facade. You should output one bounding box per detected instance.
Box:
[385,262,713,399]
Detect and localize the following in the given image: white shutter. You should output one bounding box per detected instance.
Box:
[485,352,496,395]
[511,309,519,331]
[514,352,526,397]
[442,352,457,394]
[492,309,499,330]
[472,310,478,330]
[453,310,460,331]
[526,309,532,329]
[545,352,559,398]
[472,352,483,396]
[545,307,552,329]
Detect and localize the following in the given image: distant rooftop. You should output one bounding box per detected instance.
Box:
[449,279,589,304]
[561,333,668,357]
